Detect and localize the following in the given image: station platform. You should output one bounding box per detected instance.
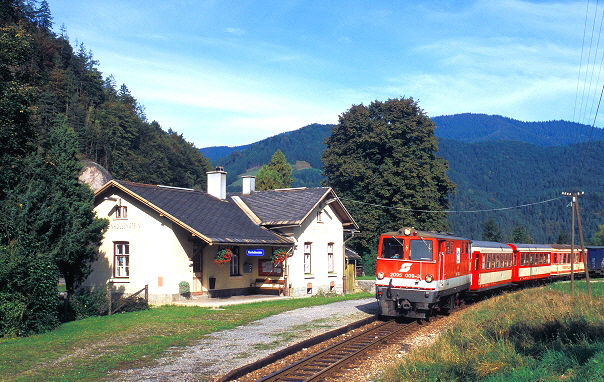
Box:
[171,294,291,308]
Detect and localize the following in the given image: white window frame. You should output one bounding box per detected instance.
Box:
[230,248,240,276]
[114,242,129,278]
[115,205,127,219]
[327,243,334,273]
[304,242,312,274]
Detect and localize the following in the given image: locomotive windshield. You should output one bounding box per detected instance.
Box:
[381,238,404,258]
[409,239,433,261]
[380,237,433,260]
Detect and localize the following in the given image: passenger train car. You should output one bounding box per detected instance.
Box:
[470,241,514,292]
[376,228,587,319]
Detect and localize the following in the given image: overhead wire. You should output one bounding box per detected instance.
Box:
[339,196,567,215]
[573,0,591,123]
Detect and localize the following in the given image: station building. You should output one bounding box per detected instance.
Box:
[81,168,359,304]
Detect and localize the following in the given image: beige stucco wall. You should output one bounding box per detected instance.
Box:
[284,202,345,297]
[81,190,194,304]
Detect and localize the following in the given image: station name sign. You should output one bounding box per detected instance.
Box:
[246,248,264,256]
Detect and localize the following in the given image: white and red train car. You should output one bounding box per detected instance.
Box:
[508,243,552,283]
[470,241,514,292]
[550,244,586,279]
[376,228,587,319]
[375,227,471,319]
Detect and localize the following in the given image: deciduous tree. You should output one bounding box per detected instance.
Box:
[322,98,455,251]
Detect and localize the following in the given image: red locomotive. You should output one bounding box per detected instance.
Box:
[375,227,471,319]
[376,228,587,319]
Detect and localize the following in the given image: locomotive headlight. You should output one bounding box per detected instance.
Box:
[425,274,434,283]
[377,271,385,280]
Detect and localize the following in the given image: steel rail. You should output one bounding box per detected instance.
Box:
[258,320,418,381]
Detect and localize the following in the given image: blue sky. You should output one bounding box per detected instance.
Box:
[50,0,595,147]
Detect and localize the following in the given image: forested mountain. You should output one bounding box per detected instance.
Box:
[200,144,251,161]
[441,139,604,243]
[203,118,604,244]
[432,113,604,146]
[207,123,332,190]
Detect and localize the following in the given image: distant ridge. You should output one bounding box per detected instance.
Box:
[200,144,252,161]
[431,113,604,146]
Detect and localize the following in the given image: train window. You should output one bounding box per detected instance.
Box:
[482,255,485,270]
[409,240,433,261]
[381,238,404,259]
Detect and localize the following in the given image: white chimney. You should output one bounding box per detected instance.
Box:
[207,166,227,199]
[242,176,256,195]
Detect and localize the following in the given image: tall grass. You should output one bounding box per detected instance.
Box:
[381,281,604,381]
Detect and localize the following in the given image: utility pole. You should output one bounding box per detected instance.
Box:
[562,191,592,296]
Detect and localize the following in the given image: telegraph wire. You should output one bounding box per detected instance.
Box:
[586,2,604,124]
[573,0,591,123]
[339,196,566,215]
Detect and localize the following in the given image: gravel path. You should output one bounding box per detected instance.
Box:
[112,298,378,381]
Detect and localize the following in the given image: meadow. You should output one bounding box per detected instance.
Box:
[380,281,604,381]
[0,292,372,381]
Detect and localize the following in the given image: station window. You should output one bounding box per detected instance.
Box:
[327,243,334,273]
[304,242,312,274]
[114,242,129,278]
[115,205,127,219]
[230,247,240,276]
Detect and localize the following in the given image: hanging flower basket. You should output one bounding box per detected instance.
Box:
[214,248,233,265]
[271,248,291,264]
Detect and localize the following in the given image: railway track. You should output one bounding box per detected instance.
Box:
[256,319,421,381]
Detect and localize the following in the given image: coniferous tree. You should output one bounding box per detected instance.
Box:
[256,149,293,190]
[322,98,455,252]
[509,224,535,244]
[482,218,504,242]
[556,231,570,244]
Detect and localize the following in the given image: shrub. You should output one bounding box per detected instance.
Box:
[179,281,190,296]
[70,289,109,319]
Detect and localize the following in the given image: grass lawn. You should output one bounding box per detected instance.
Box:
[0,292,373,381]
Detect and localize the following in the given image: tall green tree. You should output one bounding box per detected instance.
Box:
[0,116,108,335]
[509,224,535,244]
[589,224,604,246]
[256,149,293,190]
[322,98,455,251]
[0,24,36,197]
[482,218,503,242]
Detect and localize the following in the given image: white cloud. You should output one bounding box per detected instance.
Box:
[225,27,246,36]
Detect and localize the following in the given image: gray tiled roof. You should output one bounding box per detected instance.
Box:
[237,188,331,225]
[110,181,292,245]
